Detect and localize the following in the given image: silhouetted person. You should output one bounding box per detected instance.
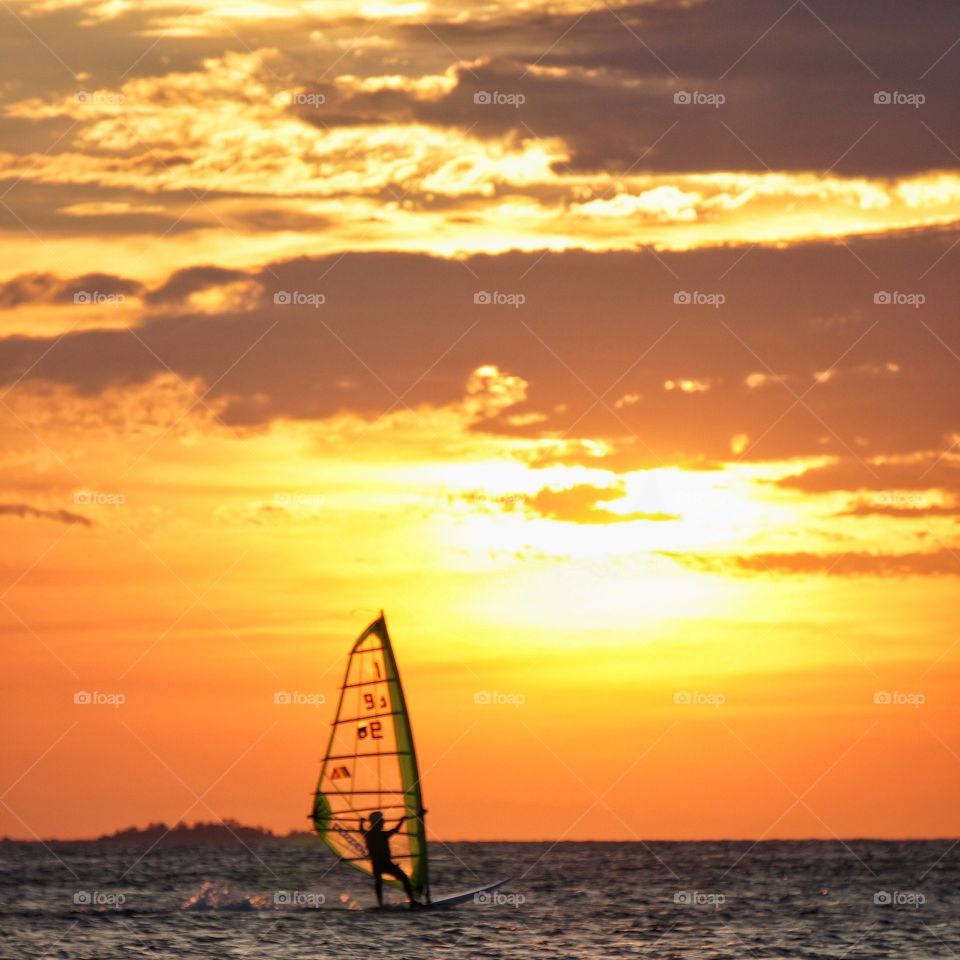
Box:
[360,811,418,908]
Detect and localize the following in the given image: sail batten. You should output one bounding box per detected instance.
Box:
[312,614,429,901]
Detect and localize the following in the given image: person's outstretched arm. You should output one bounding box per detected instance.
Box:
[388,815,407,835]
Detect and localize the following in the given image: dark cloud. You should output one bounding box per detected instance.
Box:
[0,229,957,472]
[300,0,960,176]
[0,272,144,309]
[0,183,207,238]
[0,273,61,309]
[837,498,960,518]
[146,266,253,305]
[0,503,93,526]
[662,549,960,577]
[779,458,960,496]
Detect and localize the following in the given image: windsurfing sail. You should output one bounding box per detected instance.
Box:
[312,614,430,902]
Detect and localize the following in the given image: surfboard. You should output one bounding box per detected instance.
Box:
[422,877,512,910]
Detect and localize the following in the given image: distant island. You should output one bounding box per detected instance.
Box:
[1,820,316,846]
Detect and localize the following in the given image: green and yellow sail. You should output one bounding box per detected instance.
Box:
[312,614,430,901]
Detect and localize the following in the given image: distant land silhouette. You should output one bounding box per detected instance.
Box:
[1,820,315,846]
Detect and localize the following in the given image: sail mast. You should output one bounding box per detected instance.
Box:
[379,611,430,904]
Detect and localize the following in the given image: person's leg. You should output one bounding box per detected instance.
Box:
[373,867,384,907]
[382,862,416,905]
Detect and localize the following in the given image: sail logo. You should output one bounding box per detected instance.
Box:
[333,823,367,857]
[474,690,525,707]
[329,765,351,780]
[674,690,724,707]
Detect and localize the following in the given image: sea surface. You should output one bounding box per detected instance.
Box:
[1,839,957,959]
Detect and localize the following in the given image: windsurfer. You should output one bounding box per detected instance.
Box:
[360,811,418,908]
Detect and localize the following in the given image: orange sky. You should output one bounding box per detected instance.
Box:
[1,0,959,841]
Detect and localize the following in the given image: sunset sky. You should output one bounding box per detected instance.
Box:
[2,0,959,843]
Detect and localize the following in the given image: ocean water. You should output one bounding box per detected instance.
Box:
[1,839,956,959]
